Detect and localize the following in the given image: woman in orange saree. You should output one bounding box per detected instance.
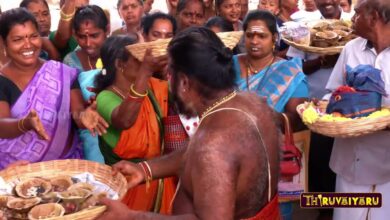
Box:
[94,35,175,214]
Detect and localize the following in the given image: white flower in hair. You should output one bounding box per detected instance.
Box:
[102,69,107,76]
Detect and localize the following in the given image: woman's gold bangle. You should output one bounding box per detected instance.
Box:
[17,118,28,133]
[60,7,76,20]
[130,84,148,97]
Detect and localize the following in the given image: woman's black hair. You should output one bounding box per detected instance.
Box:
[73,5,108,33]
[205,16,234,32]
[94,35,138,93]
[168,27,236,99]
[243,10,277,35]
[117,0,143,9]
[215,0,226,10]
[142,12,177,35]
[20,0,49,9]
[0,8,39,41]
[177,0,205,15]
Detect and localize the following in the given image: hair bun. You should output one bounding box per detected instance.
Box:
[218,46,233,63]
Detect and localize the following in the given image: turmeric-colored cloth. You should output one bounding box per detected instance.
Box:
[241,195,281,220]
[97,78,175,214]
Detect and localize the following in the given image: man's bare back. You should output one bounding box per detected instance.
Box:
[173,92,280,219]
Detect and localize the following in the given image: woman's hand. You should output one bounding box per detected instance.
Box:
[112,160,145,189]
[79,101,108,136]
[138,49,168,77]
[24,110,50,140]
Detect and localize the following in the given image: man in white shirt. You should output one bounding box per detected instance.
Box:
[286,1,352,219]
[325,0,390,219]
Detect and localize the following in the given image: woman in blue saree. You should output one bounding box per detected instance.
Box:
[234,10,308,130]
[63,5,110,163]
[0,8,108,169]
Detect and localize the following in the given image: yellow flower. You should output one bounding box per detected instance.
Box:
[95,58,103,69]
[302,106,319,124]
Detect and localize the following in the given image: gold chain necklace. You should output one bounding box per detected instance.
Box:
[245,56,275,91]
[200,90,237,122]
[87,55,94,70]
[111,86,126,99]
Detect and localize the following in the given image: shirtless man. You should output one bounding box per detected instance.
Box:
[97,27,280,219]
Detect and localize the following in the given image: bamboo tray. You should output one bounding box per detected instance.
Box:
[282,37,343,55]
[126,31,243,61]
[0,159,128,220]
[296,102,390,138]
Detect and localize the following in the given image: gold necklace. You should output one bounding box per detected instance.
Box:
[111,86,126,99]
[245,56,275,91]
[87,55,94,70]
[200,90,237,122]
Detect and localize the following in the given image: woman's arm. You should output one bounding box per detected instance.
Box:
[52,0,76,50]
[70,88,108,135]
[0,102,26,138]
[41,37,61,61]
[110,51,167,130]
[111,148,186,190]
[0,102,49,140]
[284,98,307,132]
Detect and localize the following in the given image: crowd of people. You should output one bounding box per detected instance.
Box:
[0,0,389,219]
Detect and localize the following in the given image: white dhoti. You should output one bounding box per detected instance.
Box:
[333,175,390,220]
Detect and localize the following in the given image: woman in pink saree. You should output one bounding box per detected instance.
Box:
[0,8,108,169]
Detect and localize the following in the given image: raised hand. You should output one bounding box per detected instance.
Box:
[24,110,50,140]
[79,101,108,136]
[139,48,169,76]
[112,160,145,189]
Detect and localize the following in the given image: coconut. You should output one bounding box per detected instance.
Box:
[6,197,41,213]
[50,176,74,192]
[15,178,52,198]
[28,203,65,220]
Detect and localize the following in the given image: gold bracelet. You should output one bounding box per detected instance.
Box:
[17,119,28,133]
[60,7,76,20]
[60,16,73,22]
[130,84,148,97]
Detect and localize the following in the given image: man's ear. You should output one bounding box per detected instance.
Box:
[370,10,381,25]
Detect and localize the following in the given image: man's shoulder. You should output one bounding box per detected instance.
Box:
[344,37,366,50]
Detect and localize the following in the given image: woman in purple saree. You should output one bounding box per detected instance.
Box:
[0,8,108,169]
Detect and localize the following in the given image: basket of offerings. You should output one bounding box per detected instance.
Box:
[126,31,243,61]
[297,100,390,138]
[281,19,356,55]
[297,64,390,138]
[0,159,128,220]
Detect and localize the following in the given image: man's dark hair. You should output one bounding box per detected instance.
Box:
[366,0,390,24]
[177,0,205,15]
[205,16,234,32]
[94,35,138,93]
[20,0,49,9]
[168,27,236,99]
[0,8,39,41]
[142,12,177,35]
[73,5,108,33]
[243,10,278,35]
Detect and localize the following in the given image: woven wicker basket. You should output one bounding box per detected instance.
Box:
[0,159,128,220]
[282,37,343,55]
[126,31,243,61]
[297,102,390,138]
